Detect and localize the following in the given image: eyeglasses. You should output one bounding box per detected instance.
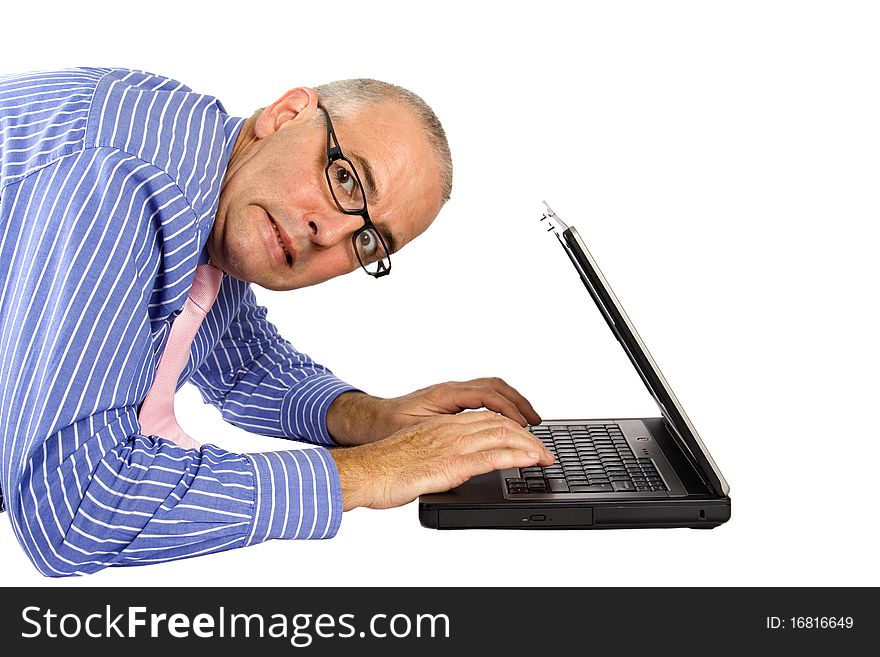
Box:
[317,103,391,278]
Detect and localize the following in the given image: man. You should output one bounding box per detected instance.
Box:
[0,67,553,576]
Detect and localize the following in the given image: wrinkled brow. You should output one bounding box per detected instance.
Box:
[348,152,379,203]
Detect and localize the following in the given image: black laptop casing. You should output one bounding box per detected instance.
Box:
[419,205,731,530]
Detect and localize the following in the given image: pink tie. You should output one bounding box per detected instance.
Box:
[138,262,223,450]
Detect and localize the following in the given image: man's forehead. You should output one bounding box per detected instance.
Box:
[334,101,441,250]
[334,99,426,166]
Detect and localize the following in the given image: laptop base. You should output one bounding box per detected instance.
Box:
[419,494,731,530]
[419,416,731,530]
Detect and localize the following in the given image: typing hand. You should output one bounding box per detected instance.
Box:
[382,377,542,428]
[328,410,554,510]
[327,377,542,446]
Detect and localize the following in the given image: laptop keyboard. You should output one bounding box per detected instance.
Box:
[506,424,667,494]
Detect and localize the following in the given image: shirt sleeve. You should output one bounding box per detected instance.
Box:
[188,280,361,447]
[0,148,343,578]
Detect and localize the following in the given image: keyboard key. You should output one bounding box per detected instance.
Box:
[612,480,635,491]
[547,479,570,493]
[570,484,613,492]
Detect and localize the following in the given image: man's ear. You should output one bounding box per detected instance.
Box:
[254,87,318,138]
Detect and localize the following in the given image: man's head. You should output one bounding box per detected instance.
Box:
[208,79,452,291]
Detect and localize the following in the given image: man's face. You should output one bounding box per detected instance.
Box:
[208,89,444,291]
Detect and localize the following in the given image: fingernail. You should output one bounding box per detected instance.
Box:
[528,450,540,459]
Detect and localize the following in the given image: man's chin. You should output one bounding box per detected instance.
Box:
[257,264,306,291]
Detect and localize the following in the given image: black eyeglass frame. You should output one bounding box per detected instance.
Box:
[317,103,391,278]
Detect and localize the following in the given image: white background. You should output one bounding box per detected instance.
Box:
[1,0,877,587]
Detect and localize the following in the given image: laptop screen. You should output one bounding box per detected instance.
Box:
[543,202,730,497]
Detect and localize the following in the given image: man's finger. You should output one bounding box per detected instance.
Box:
[446,409,516,424]
[455,425,554,464]
[467,377,542,425]
[450,386,528,425]
[458,448,544,480]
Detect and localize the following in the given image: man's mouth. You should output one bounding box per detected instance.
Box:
[268,214,293,267]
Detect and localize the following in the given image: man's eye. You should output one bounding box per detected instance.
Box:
[334,166,356,195]
[357,229,379,257]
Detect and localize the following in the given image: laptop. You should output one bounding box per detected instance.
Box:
[419,202,731,530]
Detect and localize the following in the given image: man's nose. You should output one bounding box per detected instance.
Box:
[306,212,364,249]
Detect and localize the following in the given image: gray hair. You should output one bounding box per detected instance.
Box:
[315,78,453,205]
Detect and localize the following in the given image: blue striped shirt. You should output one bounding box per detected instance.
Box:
[0,68,357,576]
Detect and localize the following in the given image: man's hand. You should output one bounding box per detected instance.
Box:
[327,378,542,446]
[328,410,554,510]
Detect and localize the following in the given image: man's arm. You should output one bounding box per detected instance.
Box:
[189,276,542,448]
[0,149,341,577]
[188,279,358,446]
[326,379,543,446]
[16,424,341,577]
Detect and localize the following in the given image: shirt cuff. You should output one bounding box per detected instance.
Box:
[243,447,342,544]
[280,374,360,447]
